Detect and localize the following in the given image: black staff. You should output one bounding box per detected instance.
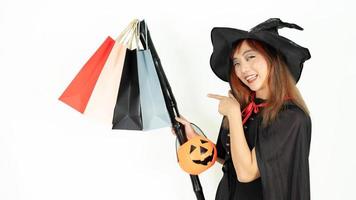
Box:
[139,20,205,200]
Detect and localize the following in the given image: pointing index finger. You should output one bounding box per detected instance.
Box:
[207,93,224,100]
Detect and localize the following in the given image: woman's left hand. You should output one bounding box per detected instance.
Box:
[207,90,241,117]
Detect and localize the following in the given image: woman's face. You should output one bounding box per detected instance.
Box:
[232,40,270,99]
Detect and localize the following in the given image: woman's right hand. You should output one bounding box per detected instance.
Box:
[171,115,199,140]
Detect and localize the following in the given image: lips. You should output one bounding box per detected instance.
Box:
[245,74,258,83]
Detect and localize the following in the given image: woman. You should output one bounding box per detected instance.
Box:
[175,18,312,200]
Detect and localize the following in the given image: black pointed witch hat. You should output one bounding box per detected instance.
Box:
[210,18,311,83]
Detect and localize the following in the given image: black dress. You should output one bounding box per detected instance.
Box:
[215,98,312,200]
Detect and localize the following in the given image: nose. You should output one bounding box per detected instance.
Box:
[239,61,250,73]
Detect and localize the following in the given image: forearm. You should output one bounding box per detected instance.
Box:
[228,112,253,180]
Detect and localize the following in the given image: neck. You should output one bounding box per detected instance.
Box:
[255,90,269,100]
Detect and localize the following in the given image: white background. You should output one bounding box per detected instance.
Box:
[1,0,355,199]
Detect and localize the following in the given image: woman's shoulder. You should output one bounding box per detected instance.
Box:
[259,100,312,141]
[276,100,311,127]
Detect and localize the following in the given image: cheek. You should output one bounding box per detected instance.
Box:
[261,63,269,78]
[254,60,268,77]
[235,70,244,82]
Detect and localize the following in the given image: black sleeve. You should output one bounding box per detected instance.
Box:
[216,117,227,160]
[255,107,312,200]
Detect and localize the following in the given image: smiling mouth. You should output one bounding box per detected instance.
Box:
[192,149,215,166]
[246,74,258,83]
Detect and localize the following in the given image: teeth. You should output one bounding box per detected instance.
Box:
[246,74,257,81]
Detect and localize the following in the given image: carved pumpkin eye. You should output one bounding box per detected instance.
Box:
[190,145,208,155]
[190,145,196,153]
[200,146,208,154]
[200,139,208,144]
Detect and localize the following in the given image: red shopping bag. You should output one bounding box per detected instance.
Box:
[59,36,115,113]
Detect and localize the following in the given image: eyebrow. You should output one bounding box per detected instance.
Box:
[233,49,255,62]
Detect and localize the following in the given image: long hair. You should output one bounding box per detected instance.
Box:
[222,39,310,129]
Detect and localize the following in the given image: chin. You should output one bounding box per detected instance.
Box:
[248,83,262,92]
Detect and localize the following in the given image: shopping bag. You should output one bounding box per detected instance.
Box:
[59,36,115,113]
[112,48,143,130]
[136,46,171,130]
[84,19,139,124]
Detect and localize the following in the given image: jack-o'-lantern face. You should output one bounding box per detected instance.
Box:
[177,135,217,175]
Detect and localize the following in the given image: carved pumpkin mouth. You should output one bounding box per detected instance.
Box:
[192,148,215,165]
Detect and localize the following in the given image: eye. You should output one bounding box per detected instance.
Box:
[233,62,240,67]
[246,55,255,61]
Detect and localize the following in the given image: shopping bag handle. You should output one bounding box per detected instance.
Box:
[137,20,149,50]
[116,19,139,49]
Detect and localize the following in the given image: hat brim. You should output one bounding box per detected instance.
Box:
[210,27,311,83]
